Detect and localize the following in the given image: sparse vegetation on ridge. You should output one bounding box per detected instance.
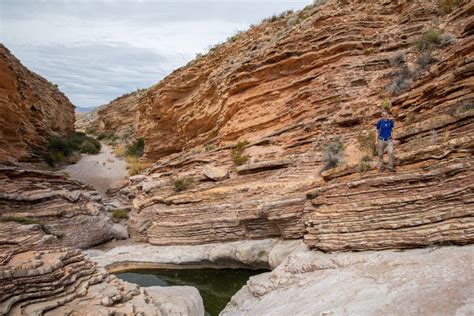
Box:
[172,177,194,192]
[231,140,250,166]
[321,137,345,172]
[0,216,51,234]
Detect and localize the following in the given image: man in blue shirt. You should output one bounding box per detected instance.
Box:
[375,110,395,172]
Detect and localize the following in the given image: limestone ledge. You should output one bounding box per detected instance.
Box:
[87,238,305,272]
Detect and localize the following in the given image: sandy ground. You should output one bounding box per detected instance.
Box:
[63,144,128,196]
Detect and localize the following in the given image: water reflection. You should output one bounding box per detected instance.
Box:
[115,268,267,316]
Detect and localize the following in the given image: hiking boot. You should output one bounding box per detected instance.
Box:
[388,167,396,173]
[379,166,384,172]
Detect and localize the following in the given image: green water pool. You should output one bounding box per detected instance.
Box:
[115,268,267,316]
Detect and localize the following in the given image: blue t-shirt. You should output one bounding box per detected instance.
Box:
[376,119,394,140]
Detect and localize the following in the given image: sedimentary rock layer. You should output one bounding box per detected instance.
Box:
[76,89,147,143]
[124,0,473,251]
[0,45,75,162]
[0,164,114,249]
[0,245,204,316]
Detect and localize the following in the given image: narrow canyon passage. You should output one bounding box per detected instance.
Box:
[62,143,128,196]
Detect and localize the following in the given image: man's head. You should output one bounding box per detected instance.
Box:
[381,110,390,119]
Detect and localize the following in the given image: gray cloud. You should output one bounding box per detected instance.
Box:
[0,0,311,108]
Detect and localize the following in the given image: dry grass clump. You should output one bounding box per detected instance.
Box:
[126,156,152,176]
[113,144,127,157]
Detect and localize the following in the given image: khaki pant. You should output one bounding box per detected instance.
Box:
[377,139,394,170]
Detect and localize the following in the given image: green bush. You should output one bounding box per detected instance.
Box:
[112,209,129,220]
[0,216,50,234]
[231,140,249,166]
[416,28,442,52]
[173,177,194,192]
[127,138,145,157]
[80,140,100,154]
[44,132,101,167]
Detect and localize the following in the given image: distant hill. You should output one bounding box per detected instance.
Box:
[75,106,97,113]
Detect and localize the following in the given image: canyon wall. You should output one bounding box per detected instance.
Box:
[76,89,147,144]
[124,0,473,250]
[0,45,75,162]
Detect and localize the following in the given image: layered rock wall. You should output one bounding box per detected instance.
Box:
[0,164,115,249]
[126,0,473,251]
[76,89,147,143]
[0,45,75,161]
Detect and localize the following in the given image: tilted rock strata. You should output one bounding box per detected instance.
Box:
[123,0,474,251]
[76,89,147,143]
[0,44,74,162]
[0,164,115,249]
[0,246,204,316]
[221,245,474,315]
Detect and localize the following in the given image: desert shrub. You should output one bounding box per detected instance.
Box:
[387,66,413,95]
[357,131,377,156]
[389,52,406,67]
[415,50,433,71]
[112,209,128,220]
[437,0,461,14]
[0,216,50,234]
[85,127,97,135]
[44,151,65,167]
[440,33,455,46]
[358,155,373,174]
[44,132,101,167]
[80,140,100,154]
[321,137,345,172]
[231,140,249,166]
[113,144,127,157]
[97,132,117,141]
[416,28,442,52]
[358,160,372,174]
[380,99,393,113]
[172,177,194,192]
[127,138,145,157]
[205,144,216,152]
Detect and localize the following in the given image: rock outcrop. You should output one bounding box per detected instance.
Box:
[0,164,115,249]
[0,243,204,315]
[88,238,304,271]
[0,45,75,162]
[76,89,147,144]
[221,245,474,315]
[123,0,473,251]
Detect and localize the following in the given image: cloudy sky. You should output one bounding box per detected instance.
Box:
[0,0,311,109]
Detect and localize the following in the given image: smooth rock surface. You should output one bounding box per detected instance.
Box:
[87,239,305,271]
[146,286,205,316]
[221,245,474,316]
